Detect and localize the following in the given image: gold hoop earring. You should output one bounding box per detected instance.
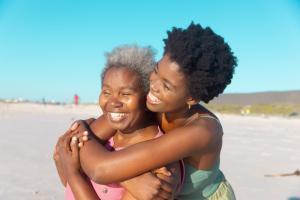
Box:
[188,104,191,110]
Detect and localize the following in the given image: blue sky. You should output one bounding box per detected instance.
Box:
[1,0,300,103]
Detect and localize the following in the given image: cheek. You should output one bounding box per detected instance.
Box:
[124,98,138,110]
[98,94,106,110]
[164,91,187,105]
[124,96,145,111]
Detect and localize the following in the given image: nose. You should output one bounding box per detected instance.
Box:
[150,79,160,94]
[109,96,123,108]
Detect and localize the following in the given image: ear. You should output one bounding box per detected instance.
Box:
[186,96,199,107]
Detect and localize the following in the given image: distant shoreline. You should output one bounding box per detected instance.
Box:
[1,101,299,119]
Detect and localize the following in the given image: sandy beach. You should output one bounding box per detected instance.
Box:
[0,102,299,200]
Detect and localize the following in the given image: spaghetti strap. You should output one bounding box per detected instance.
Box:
[185,113,221,126]
[198,114,220,122]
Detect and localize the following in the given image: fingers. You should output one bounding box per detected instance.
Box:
[78,141,83,148]
[61,131,74,152]
[70,136,79,159]
[64,120,91,150]
[153,166,171,176]
[157,189,172,200]
[76,130,89,148]
[81,131,89,141]
[56,122,83,159]
[69,120,85,132]
[70,122,79,131]
[155,174,173,193]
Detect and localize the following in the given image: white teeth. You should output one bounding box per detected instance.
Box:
[148,92,161,104]
[108,112,126,122]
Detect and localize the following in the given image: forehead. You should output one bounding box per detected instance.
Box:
[157,55,186,85]
[103,67,141,88]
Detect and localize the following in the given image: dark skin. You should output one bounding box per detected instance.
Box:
[55,118,177,199]
[57,129,100,200]
[58,54,223,199]
[147,54,222,169]
[55,67,180,200]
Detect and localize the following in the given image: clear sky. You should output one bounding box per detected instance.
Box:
[1,0,300,103]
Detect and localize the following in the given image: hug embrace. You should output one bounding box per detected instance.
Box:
[54,22,237,200]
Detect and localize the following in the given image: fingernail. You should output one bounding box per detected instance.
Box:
[83,131,89,136]
[71,123,78,131]
[82,135,88,141]
[72,136,78,141]
[78,142,83,147]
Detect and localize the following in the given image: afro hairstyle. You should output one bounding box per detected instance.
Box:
[163,22,237,103]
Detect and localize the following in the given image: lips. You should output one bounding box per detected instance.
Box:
[147,92,162,105]
[108,112,128,122]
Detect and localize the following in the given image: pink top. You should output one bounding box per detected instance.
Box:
[66,129,173,200]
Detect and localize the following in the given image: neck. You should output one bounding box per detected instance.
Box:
[160,107,192,132]
[164,106,191,123]
[118,112,156,137]
[113,113,158,148]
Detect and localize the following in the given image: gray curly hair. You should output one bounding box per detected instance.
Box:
[101,44,156,93]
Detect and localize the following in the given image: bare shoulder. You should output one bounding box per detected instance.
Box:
[184,115,223,152]
[192,105,223,137]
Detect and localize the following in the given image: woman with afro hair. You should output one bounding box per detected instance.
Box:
[58,22,237,199]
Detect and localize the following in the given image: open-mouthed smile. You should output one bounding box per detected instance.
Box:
[147,92,162,104]
[107,112,128,122]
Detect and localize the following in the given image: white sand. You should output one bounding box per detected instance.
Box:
[0,102,299,200]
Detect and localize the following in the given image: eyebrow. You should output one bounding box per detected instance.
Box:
[102,84,137,91]
[102,84,111,88]
[119,86,136,91]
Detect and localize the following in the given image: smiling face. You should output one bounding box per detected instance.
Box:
[99,67,146,133]
[147,54,195,114]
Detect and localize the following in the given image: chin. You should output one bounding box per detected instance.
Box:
[107,121,124,130]
[146,103,163,112]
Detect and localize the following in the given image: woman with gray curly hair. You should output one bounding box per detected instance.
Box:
[54,44,183,200]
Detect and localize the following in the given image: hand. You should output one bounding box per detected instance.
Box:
[57,131,81,178]
[153,166,178,199]
[155,162,182,199]
[53,122,86,170]
[53,118,95,186]
[67,119,95,148]
[121,170,174,200]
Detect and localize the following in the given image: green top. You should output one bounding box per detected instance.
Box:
[177,113,225,199]
[177,160,225,199]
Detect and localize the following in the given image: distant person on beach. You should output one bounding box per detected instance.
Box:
[74,94,79,105]
[54,45,183,199]
[56,22,237,199]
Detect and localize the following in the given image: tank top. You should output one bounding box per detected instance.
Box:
[176,113,226,199]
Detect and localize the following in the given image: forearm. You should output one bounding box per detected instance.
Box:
[79,125,203,184]
[88,115,116,141]
[79,139,115,183]
[80,138,178,184]
[67,172,100,200]
[80,138,148,184]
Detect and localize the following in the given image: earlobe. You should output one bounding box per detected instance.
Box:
[186,97,198,108]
